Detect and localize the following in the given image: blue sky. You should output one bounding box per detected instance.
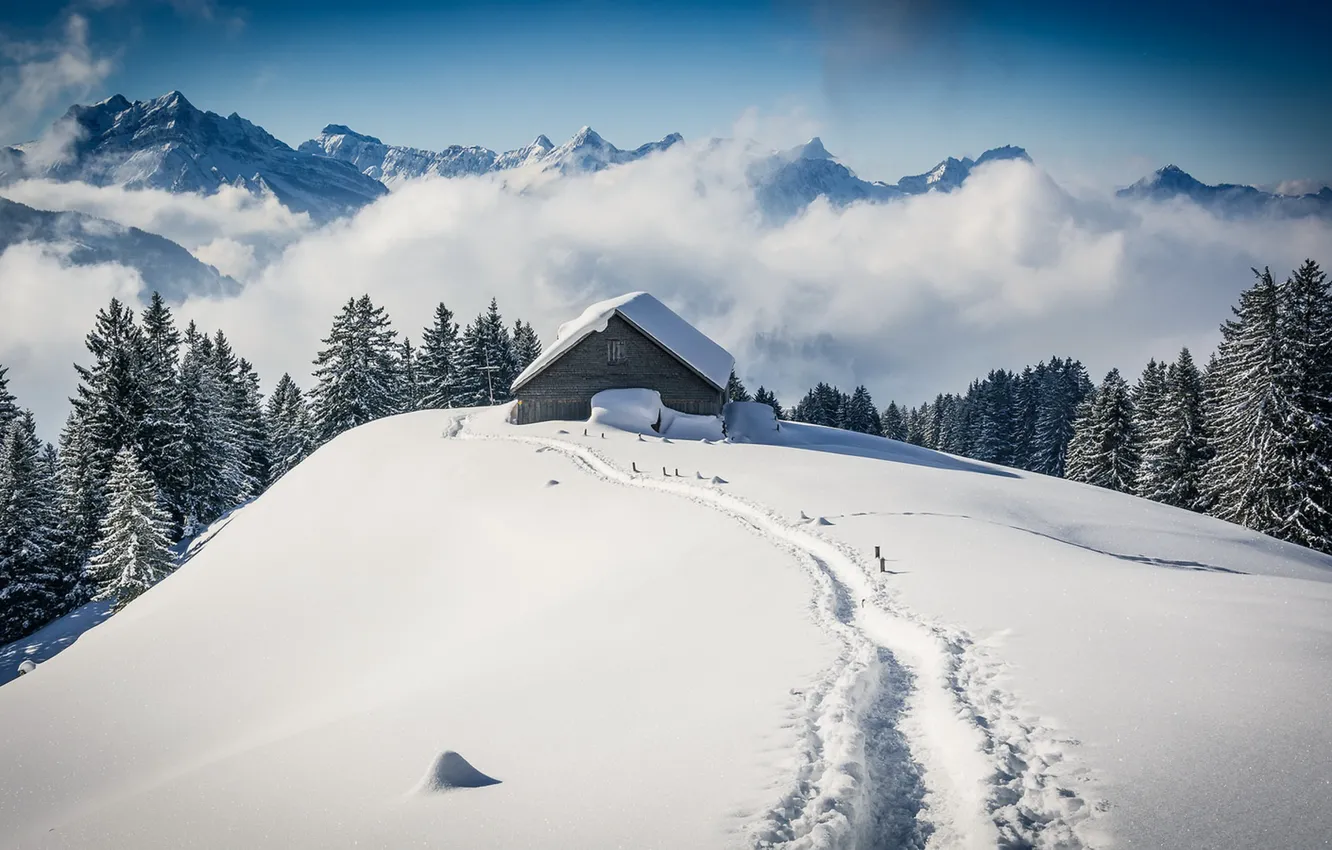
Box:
[3,0,1330,189]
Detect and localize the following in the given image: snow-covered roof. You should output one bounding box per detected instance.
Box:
[512,292,734,392]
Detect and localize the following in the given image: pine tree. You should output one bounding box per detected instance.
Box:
[54,413,98,605]
[1031,358,1092,477]
[1063,396,1096,483]
[1066,370,1138,492]
[974,370,1016,465]
[905,405,929,446]
[843,385,882,435]
[265,373,316,482]
[753,386,783,419]
[176,330,245,532]
[726,370,752,403]
[479,298,517,401]
[398,338,420,413]
[67,298,150,538]
[454,316,489,406]
[86,448,174,612]
[881,401,908,441]
[137,293,186,529]
[310,296,401,442]
[0,411,62,643]
[418,303,462,409]
[1201,269,1286,532]
[0,364,17,433]
[1138,348,1210,510]
[1273,260,1332,550]
[512,320,543,374]
[234,359,271,496]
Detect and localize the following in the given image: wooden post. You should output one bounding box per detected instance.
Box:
[874,545,880,559]
[675,468,679,476]
[632,462,638,473]
[663,466,668,476]
[584,428,588,436]
[879,557,886,573]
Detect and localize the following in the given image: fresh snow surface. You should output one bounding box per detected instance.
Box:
[512,292,735,393]
[2,404,1329,849]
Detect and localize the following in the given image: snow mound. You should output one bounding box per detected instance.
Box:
[723,401,780,442]
[416,750,500,793]
[588,389,724,441]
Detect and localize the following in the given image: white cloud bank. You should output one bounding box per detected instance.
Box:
[4,140,1331,439]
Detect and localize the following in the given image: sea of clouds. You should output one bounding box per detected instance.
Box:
[2,137,1331,439]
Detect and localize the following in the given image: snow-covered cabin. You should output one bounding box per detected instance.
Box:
[511,292,734,425]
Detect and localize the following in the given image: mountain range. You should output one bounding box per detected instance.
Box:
[1117,164,1332,218]
[0,92,387,222]
[0,195,238,300]
[1,89,1329,239]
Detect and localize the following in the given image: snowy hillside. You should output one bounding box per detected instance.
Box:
[300,123,684,185]
[0,196,238,300]
[1118,165,1332,218]
[0,92,387,222]
[1,403,1328,849]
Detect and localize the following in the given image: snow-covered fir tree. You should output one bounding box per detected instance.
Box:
[265,374,316,482]
[753,386,782,419]
[234,359,271,496]
[86,448,174,612]
[0,365,17,432]
[477,298,517,402]
[310,295,401,442]
[1137,348,1211,510]
[1065,369,1138,493]
[905,404,929,446]
[417,303,462,409]
[0,411,62,644]
[136,293,187,528]
[176,328,245,532]
[512,319,542,374]
[843,386,882,435]
[1201,268,1286,533]
[398,338,420,413]
[880,401,908,441]
[1030,358,1093,477]
[973,370,1017,465]
[1271,260,1332,551]
[726,370,752,403]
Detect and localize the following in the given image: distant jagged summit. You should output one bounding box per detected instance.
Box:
[301,123,683,183]
[1118,164,1332,218]
[2,91,387,221]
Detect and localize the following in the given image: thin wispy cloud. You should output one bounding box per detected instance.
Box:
[0,14,114,142]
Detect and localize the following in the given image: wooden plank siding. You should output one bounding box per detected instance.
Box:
[513,313,725,425]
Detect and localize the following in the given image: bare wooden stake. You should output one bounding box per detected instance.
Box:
[632,462,638,473]
[663,466,668,476]
[879,557,887,573]
[583,428,588,436]
[874,545,881,559]
[674,468,679,476]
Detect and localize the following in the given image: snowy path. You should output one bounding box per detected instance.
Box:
[455,416,1099,849]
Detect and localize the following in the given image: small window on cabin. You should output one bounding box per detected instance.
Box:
[607,339,626,364]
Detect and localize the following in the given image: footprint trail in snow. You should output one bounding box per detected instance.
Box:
[450,415,1099,849]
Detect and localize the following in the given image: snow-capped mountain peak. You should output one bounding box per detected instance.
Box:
[4,91,387,221]
[1117,163,1331,218]
[794,137,833,160]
